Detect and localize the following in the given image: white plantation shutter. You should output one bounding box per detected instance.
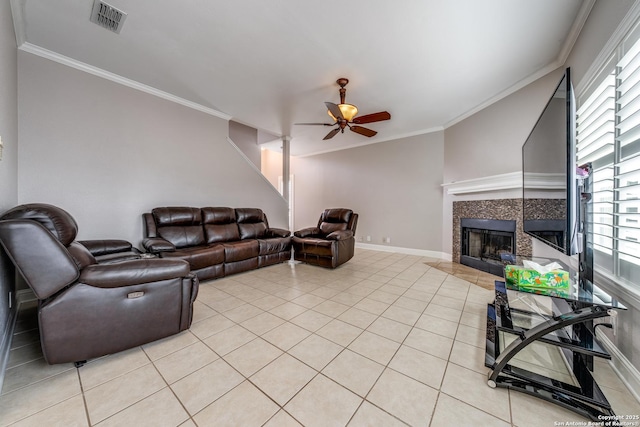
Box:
[577,73,616,266]
[615,41,640,280]
[577,36,640,285]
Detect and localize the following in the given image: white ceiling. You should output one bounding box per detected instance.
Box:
[11,0,591,156]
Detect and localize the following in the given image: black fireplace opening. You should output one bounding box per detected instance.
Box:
[460,218,516,276]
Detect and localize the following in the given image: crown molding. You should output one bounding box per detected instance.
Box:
[576,0,640,96]
[10,0,26,47]
[557,0,597,65]
[18,42,232,121]
[443,62,561,129]
[11,0,233,121]
[445,1,595,130]
[295,126,444,158]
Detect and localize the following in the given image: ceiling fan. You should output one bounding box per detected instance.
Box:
[296,78,391,140]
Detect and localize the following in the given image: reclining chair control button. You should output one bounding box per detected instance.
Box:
[127,291,145,299]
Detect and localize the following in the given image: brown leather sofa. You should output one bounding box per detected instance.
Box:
[142,207,291,281]
[0,204,199,365]
[292,208,358,268]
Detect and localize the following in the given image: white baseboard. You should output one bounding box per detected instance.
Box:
[355,243,451,260]
[0,294,21,395]
[596,330,640,405]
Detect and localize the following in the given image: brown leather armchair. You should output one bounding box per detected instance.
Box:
[0,204,199,365]
[292,208,358,268]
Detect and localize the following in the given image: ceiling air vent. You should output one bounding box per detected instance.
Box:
[90,0,127,34]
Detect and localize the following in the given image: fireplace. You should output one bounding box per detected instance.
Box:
[460,218,516,276]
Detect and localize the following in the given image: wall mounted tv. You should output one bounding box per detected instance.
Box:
[522,68,580,255]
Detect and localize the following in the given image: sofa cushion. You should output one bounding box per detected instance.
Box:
[292,237,334,257]
[160,245,224,270]
[152,207,205,249]
[236,208,267,239]
[222,240,259,263]
[202,207,240,244]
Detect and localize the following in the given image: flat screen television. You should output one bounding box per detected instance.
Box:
[522,68,580,255]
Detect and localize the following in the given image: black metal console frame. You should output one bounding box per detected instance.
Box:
[485,164,628,421]
[485,280,625,421]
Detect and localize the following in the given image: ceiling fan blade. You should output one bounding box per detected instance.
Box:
[323,128,341,140]
[294,122,334,126]
[352,111,391,124]
[325,102,343,120]
[350,125,377,138]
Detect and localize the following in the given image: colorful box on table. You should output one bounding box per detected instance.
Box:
[504,265,570,297]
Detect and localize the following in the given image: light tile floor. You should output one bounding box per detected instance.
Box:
[1,249,638,426]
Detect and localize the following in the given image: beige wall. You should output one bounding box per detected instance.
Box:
[229,120,261,170]
[444,69,565,185]
[0,0,19,379]
[567,0,635,87]
[292,132,444,254]
[261,148,283,191]
[0,1,18,213]
[17,52,289,246]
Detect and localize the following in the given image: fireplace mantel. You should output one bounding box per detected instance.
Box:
[442,172,521,195]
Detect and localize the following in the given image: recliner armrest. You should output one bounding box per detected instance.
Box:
[142,237,176,253]
[326,230,353,241]
[78,239,138,256]
[79,259,191,288]
[294,227,320,238]
[266,228,291,238]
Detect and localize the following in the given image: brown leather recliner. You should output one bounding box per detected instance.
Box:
[0,204,199,365]
[292,208,358,268]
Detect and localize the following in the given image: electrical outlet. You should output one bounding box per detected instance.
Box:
[366,235,371,242]
[384,237,391,244]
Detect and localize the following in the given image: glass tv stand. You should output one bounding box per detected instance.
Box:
[485,278,627,421]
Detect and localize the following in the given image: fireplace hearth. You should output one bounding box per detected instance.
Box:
[460,218,516,276]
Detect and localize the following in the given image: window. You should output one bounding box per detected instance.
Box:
[577,37,640,287]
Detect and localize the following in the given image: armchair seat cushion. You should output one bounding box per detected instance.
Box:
[292,236,334,257]
[79,259,190,288]
[92,251,141,264]
[160,245,224,270]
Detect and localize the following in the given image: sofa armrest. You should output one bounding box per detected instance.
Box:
[79,259,191,288]
[142,237,175,253]
[266,228,291,238]
[78,239,138,256]
[326,230,353,241]
[294,227,320,238]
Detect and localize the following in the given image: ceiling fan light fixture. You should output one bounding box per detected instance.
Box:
[328,103,358,122]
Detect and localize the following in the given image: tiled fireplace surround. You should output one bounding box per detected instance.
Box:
[452,199,532,265]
